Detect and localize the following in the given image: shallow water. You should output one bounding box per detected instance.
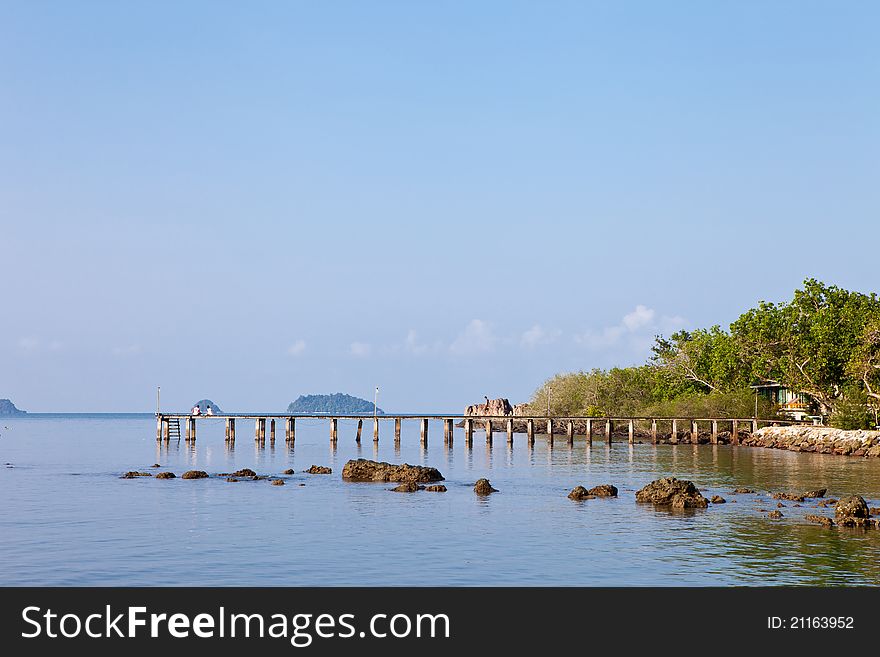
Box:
[2,415,880,586]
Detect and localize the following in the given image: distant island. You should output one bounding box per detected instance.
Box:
[0,399,27,416]
[288,393,384,415]
[191,399,222,414]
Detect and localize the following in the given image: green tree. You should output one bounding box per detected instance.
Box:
[732,279,880,414]
[652,326,750,392]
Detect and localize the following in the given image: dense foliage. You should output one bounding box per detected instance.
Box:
[288,393,384,415]
[527,280,880,425]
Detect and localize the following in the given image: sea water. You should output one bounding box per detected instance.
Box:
[2,415,879,586]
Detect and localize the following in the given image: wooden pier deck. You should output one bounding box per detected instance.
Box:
[155,413,794,447]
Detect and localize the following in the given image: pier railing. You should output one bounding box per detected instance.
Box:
[156,412,795,447]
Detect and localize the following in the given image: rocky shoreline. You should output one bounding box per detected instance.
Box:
[743,426,880,458]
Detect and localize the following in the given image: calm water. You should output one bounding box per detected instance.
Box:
[2,415,880,586]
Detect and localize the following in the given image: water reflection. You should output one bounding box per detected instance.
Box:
[4,417,880,586]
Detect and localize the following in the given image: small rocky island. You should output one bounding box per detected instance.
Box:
[0,399,26,416]
[191,400,222,414]
[288,393,384,415]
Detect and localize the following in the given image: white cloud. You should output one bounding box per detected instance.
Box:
[18,337,39,352]
[287,340,306,357]
[449,319,496,355]
[520,324,561,348]
[575,306,687,350]
[111,344,141,357]
[622,305,655,331]
[18,337,62,354]
[404,329,427,355]
[350,341,372,358]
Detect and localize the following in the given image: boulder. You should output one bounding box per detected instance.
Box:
[121,471,152,479]
[465,398,514,417]
[342,459,443,483]
[390,482,423,493]
[424,485,447,492]
[568,486,594,501]
[271,479,285,486]
[474,478,498,495]
[835,495,872,527]
[150,463,161,468]
[155,472,176,479]
[231,468,256,478]
[806,514,834,527]
[732,487,756,494]
[226,477,239,482]
[710,495,726,504]
[305,465,332,475]
[635,477,708,509]
[771,492,805,502]
[282,469,295,475]
[803,488,827,499]
[768,510,784,519]
[587,484,618,497]
[182,470,209,479]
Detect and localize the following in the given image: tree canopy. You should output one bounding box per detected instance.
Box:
[527,280,880,425]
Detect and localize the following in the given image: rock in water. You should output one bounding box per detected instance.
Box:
[710,495,726,504]
[835,495,872,527]
[424,485,447,492]
[806,514,834,527]
[568,486,593,501]
[231,468,256,477]
[342,459,443,483]
[732,487,756,494]
[182,470,209,480]
[803,488,827,499]
[390,482,423,493]
[771,492,805,502]
[155,472,176,479]
[768,510,784,519]
[635,477,708,509]
[587,484,618,497]
[282,469,295,475]
[121,471,152,478]
[474,478,498,495]
[464,398,514,417]
[271,479,285,486]
[305,465,332,474]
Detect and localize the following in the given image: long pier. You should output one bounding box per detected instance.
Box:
[155,413,792,447]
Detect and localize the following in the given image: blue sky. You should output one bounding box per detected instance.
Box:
[1,1,878,412]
